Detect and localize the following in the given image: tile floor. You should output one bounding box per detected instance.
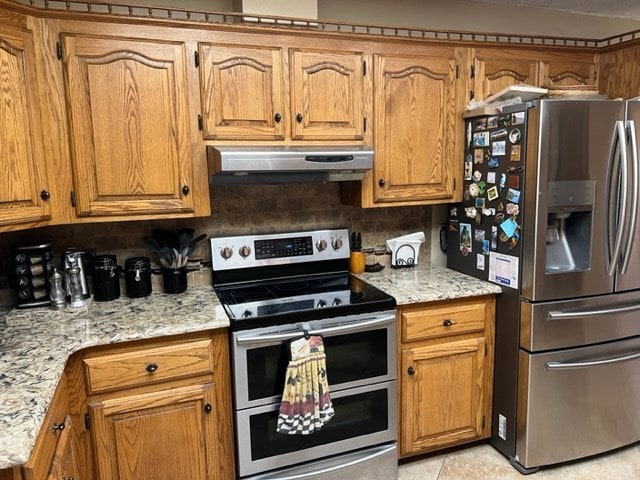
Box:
[397,441,640,480]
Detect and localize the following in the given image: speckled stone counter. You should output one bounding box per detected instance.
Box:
[357,263,503,305]
[0,264,500,470]
[0,285,229,470]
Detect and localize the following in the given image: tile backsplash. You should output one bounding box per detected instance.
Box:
[0,183,434,306]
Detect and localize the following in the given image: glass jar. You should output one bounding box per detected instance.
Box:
[93,255,120,301]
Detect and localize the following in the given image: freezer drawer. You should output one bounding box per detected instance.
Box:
[516,336,640,469]
[520,290,640,351]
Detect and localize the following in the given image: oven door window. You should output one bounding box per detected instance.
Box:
[245,329,390,402]
[249,386,390,461]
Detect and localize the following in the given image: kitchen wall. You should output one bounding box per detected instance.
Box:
[0,183,433,305]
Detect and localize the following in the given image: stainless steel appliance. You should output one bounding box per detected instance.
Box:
[207,145,373,184]
[211,229,398,479]
[447,99,640,473]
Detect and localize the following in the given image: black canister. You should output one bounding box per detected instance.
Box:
[93,255,120,301]
[124,256,152,298]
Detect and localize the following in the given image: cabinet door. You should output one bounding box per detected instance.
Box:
[46,415,79,480]
[199,44,286,140]
[0,26,50,228]
[400,337,487,456]
[539,53,597,87]
[61,34,194,217]
[90,382,219,480]
[473,48,540,101]
[290,49,365,140]
[374,51,461,203]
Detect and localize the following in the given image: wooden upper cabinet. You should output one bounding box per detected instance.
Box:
[289,49,364,140]
[0,26,51,229]
[199,43,286,140]
[473,48,540,101]
[61,33,195,217]
[199,43,366,141]
[373,50,462,204]
[538,52,597,87]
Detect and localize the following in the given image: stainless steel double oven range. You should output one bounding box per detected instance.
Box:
[211,229,398,480]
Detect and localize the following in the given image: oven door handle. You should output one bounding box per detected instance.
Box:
[258,443,397,480]
[235,314,396,346]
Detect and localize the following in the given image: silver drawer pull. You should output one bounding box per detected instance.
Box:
[548,303,640,320]
[546,350,640,370]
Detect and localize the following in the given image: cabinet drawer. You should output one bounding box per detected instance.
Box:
[84,339,213,394]
[401,300,487,342]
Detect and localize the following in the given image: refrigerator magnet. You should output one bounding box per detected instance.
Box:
[482,240,490,255]
[487,171,496,184]
[477,253,486,270]
[510,145,521,161]
[475,197,486,208]
[488,157,500,168]
[464,155,473,180]
[509,129,521,144]
[483,208,496,216]
[490,128,508,140]
[487,186,499,201]
[491,226,498,250]
[473,131,490,147]
[477,181,487,194]
[473,170,482,182]
[499,174,507,190]
[474,229,485,242]
[450,206,458,217]
[500,217,518,238]
[498,115,511,127]
[511,111,525,125]
[468,183,479,198]
[465,206,477,218]
[492,141,506,156]
[506,203,519,215]
[506,188,521,203]
[508,175,520,189]
[460,223,472,253]
[474,149,485,164]
[474,118,487,131]
[487,116,498,127]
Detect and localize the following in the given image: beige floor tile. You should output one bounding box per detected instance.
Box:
[397,455,443,480]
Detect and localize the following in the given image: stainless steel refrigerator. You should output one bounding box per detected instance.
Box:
[447,99,640,473]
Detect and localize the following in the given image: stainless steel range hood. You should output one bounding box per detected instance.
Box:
[207,145,373,184]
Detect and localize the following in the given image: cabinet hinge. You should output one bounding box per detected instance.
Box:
[470,64,475,79]
[485,341,488,356]
[482,415,485,429]
[453,178,456,191]
[470,90,475,101]
[455,65,459,79]
[363,117,367,132]
[194,51,200,68]
[56,41,62,60]
[84,413,90,430]
[70,190,76,207]
[197,114,203,131]
[363,60,366,76]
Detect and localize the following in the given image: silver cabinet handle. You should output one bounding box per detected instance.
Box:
[548,302,640,320]
[236,314,395,346]
[546,350,640,370]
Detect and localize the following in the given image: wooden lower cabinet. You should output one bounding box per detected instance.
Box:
[398,296,495,457]
[83,330,234,480]
[89,383,219,480]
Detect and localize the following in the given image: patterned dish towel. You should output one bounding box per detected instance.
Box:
[277,335,334,435]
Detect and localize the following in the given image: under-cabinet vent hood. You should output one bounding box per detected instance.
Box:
[207,145,373,184]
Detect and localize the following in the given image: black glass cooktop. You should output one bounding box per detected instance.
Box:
[214,273,396,330]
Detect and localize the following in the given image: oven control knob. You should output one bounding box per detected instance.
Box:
[332,298,342,306]
[239,245,252,258]
[332,237,343,250]
[316,239,328,252]
[220,247,233,260]
[317,299,327,308]
[241,310,253,318]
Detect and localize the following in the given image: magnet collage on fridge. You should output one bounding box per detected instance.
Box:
[448,104,527,283]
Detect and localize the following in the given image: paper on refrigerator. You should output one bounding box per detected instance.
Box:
[488,252,519,289]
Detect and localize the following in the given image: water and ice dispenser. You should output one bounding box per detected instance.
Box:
[545,180,595,273]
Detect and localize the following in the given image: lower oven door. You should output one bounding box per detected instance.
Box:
[516,335,640,469]
[236,381,397,478]
[232,311,396,410]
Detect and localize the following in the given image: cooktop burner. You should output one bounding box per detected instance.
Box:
[211,229,396,331]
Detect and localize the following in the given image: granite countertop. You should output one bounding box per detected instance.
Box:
[0,285,229,470]
[0,264,500,470]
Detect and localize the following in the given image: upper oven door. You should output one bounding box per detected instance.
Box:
[232,311,397,410]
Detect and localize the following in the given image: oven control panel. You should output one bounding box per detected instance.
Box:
[211,228,350,271]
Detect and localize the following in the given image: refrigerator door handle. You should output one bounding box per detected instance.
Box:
[546,350,640,370]
[620,120,639,274]
[604,120,628,276]
[548,302,640,320]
